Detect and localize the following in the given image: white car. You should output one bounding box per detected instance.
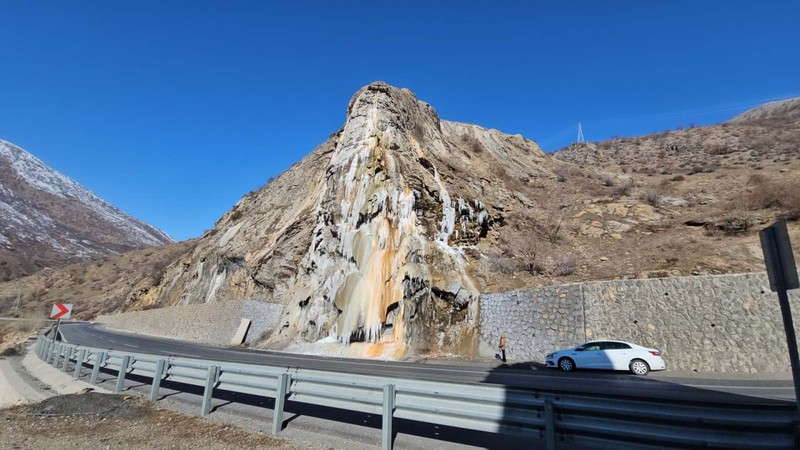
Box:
[545,340,666,375]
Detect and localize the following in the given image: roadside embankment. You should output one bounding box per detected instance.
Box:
[481,271,800,373]
[97,300,283,345]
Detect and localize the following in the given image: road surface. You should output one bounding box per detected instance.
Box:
[58,322,794,404]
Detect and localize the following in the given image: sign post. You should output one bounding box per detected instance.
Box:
[49,303,73,343]
[759,220,800,421]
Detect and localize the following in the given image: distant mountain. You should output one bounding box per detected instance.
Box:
[0,140,173,281]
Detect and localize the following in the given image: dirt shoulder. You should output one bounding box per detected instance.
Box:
[0,392,317,450]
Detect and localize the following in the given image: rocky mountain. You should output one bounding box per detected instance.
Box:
[0,140,173,281]
[123,83,798,359]
[135,82,564,357]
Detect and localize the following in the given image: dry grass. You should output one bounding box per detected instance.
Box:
[0,240,195,322]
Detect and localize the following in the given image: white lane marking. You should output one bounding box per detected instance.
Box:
[685,384,794,390]
[122,343,139,349]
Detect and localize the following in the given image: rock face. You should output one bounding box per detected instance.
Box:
[149,82,547,357]
[0,140,173,281]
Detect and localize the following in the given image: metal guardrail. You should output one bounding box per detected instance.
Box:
[34,335,797,449]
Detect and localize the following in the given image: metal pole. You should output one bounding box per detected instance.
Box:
[73,349,86,379]
[61,346,72,372]
[90,351,106,385]
[51,318,61,343]
[201,366,219,416]
[545,398,557,450]
[382,384,395,450]
[49,343,59,365]
[115,355,130,393]
[150,359,166,402]
[777,287,800,418]
[272,373,289,434]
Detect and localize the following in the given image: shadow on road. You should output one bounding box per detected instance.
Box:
[482,359,796,449]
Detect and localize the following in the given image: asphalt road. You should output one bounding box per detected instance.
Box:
[58,322,795,405]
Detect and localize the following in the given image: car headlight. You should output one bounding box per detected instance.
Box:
[546,353,554,359]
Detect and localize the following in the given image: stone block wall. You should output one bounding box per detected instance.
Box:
[97,300,283,346]
[480,272,800,372]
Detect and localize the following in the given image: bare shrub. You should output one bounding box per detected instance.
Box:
[550,254,577,276]
[601,176,615,187]
[670,175,685,182]
[612,182,633,199]
[489,255,518,275]
[745,180,800,216]
[538,200,574,244]
[460,134,484,154]
[518,240,547,275]
[640,191,662,207]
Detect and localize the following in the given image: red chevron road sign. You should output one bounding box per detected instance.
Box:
[50,303,72,319]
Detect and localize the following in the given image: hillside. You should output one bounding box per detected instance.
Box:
[552,98,799,278]
[0,140,173,281]
[728,97,800,124]
[132,83,799,357]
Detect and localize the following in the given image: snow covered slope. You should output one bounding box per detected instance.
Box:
[0,140,173,280]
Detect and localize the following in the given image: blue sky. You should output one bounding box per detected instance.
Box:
[1,1,798,241]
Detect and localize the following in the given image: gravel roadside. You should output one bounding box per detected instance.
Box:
[0,392,319,450]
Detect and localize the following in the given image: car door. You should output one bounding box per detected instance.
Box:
[600,342,631,370]
[576,343,604,368]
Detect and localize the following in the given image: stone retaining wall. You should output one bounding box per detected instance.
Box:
[480,272,800,372]
[97,300,283,346]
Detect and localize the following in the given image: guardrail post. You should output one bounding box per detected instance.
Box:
[201,366,220,416]
[272,373,290,434]
[115,355,131,393]
[73,349,86,379]
[90,351,106,385]
[38,338,45,359]
[61,346,72,372]
[544,398,556,450]
[50,343,60,366]
[382,384,396,450]
[150,359,167,402]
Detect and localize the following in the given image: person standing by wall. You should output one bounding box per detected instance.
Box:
[499,334,507,363]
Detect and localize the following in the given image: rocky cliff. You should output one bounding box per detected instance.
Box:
[145,82,549,357]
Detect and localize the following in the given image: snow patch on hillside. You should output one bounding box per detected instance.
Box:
[0,140,173,247]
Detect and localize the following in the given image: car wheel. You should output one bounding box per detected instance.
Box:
[629,359,650,375]
[558,357,575,372]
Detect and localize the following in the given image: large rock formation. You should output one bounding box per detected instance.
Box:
[147,82,548,357]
